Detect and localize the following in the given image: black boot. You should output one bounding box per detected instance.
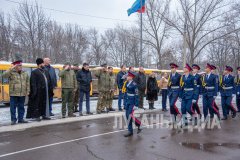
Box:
[232,111,237,118]
[152,103,156,109]
[137,126,142,134]
[148,103,152,110]
[124,132,133,137]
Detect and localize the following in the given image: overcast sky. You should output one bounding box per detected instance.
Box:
[0,0,139,31]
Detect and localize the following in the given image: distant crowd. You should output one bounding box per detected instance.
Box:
[2,58,240,127]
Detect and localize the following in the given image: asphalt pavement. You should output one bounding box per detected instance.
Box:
[0,96,239,160]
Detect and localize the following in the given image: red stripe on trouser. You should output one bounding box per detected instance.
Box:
[191,103,195,115]
[130,110,141,125]
[214,101,219,110]
[230,97,237,112]
[196,102,201,114]
[173,98,181,116]
[211,100,220,116]
[194,98,201,114]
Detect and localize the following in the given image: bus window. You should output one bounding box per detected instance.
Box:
[0,70,9,84]
[55,69,60,80]
[22,67,32,76]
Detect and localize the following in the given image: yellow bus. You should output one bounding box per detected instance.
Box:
[0,61,183,105]
[0,61,63,105]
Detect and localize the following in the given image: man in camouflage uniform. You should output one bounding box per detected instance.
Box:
[96,64,111,114]
[59,62,78,118]
[107,66,116,111]
[72,63,80,112]
[2,60,30,125]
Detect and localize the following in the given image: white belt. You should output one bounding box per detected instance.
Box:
[205,87,215,89]
[171,86,179,89]
[127,93,135,96]
[223,87,233,90]
[196,85,200,87]
[184,88,194,91]
[162,88,168,90]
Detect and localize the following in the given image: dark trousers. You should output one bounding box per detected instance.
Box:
[10,96,25,122]
[169,93,181,116]
[237,95,240,112]
[118,91,123,110]
[202,95,219,119]
[192,97,201,115]
[138,90,145,108]
[221,96,236,118]
[125,104,141,133]
[79,90,90,113]
[181,98,194,116]
[49,96,53,114]
[162,89,167,110]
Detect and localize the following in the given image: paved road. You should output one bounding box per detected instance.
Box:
[0,96,239,160]
[0,109,239,160]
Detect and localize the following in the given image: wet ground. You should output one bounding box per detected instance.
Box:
[0,96,239,160]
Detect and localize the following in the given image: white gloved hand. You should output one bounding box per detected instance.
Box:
[237,92,240,95]
[178,98,182,102]
[192,100,197,103]
[133,106,138,110]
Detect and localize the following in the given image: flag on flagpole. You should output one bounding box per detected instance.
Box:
[127,0,146,16]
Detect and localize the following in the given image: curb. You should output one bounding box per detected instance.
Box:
[0,109,161,133]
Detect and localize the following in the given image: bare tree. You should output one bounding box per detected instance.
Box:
[14,1,48,62]
[87,28,106,65]
[0,12,16,61]
[163,0,239,65]
[143,0,171,68]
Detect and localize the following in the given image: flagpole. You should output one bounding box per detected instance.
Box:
[140,0,143,67]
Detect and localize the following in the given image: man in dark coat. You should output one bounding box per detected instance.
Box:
[27,58,53,121]
[77,63,93,116]
[116,65,127,111]
[44,57,57,116]
[135,67,147,109]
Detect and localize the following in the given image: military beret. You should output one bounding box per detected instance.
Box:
[169,63,179,68]
[12,60,22,65]
[192,64,200,70]
[206,63,213,70]
[225,66,233,72]
[184,63,192,71]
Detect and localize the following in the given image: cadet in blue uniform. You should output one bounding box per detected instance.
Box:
[201,64,220,120]
[236,67,240,112]
[192,64,202,119]
[211,65,220,117]
[219,66,237,120]
[168,63,182,123]
[124,71,142,137]
[179,64,198,125]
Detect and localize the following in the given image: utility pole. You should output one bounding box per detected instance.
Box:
[183,16,187,68]
[140,0,143,67]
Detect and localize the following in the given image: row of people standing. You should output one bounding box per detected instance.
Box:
[2,58,57,124]
[167,62,240,126]
[116,65,160,111]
